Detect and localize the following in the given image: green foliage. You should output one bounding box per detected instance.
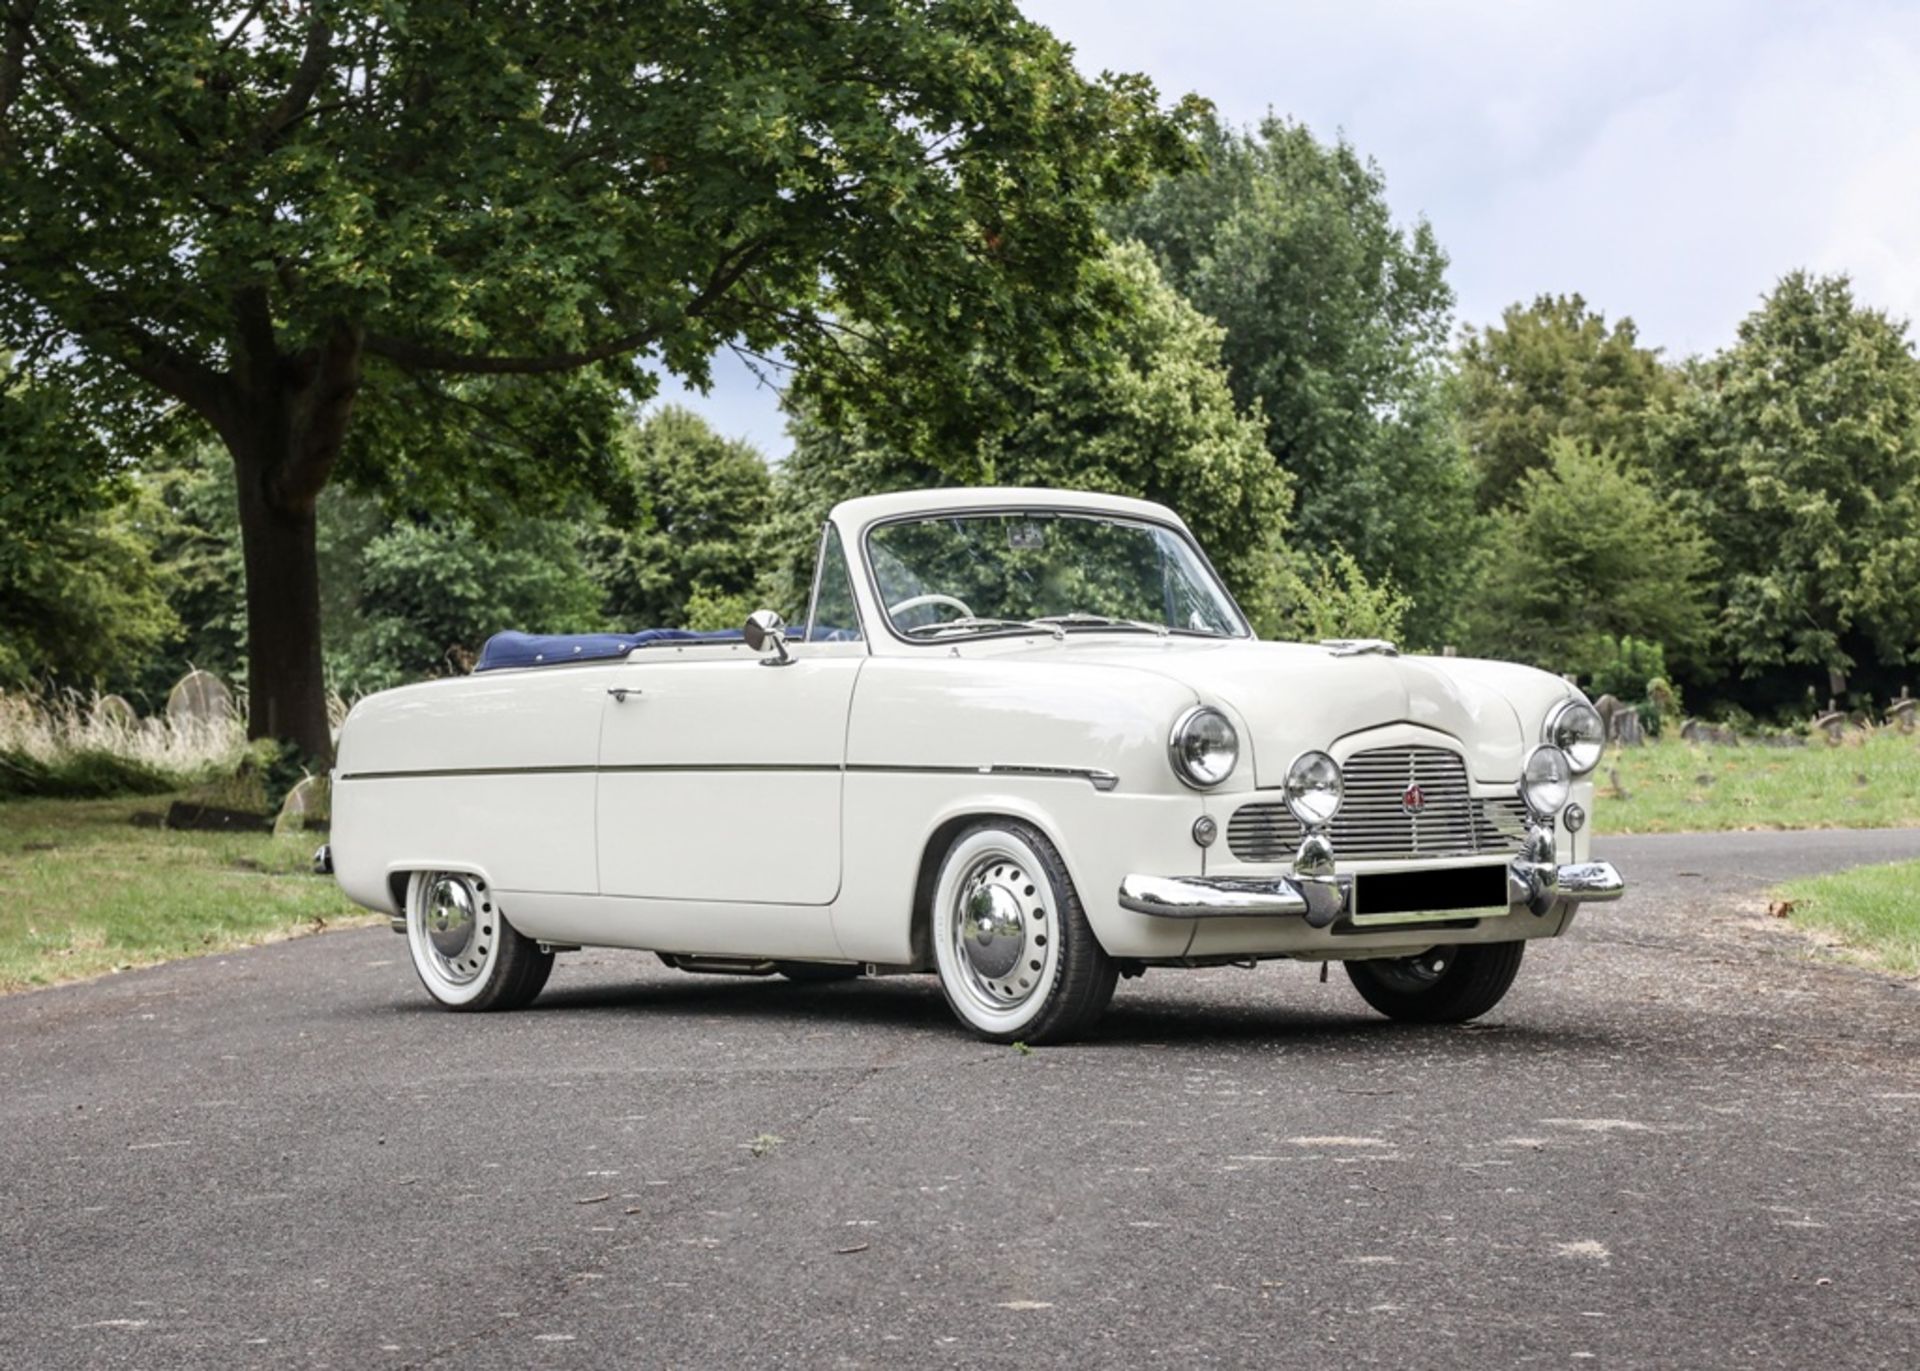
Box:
[781,240,1291,624]
[1588,636,1676,733]
[334,512,604,693]
[0,747,178,801]
[1109,116,1477,642]
[1587,636,1671,704]
[0,1,1197,751]
[0,366,180,690]
[592,408,774,630]
[1269,549,1412,645]
[1453,294,1677,508]
[1668,272,1920,681]
[1466,439,1715,679]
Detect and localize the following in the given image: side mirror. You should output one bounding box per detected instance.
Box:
[743,609,792,666]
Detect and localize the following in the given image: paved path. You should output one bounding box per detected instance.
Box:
[3,830,1919,1369]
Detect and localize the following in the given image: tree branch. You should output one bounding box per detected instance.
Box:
[279,322,361,507]
[0,1,35,158]
[249,16,332,150]
[364,240,771,376]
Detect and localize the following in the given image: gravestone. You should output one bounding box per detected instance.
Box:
[273,775,330,837]
[1887,689,1914,735]
[1612,706,1645,747]
[90,694,137,729]
[1812,698,1848,746]
[166,669,234,726]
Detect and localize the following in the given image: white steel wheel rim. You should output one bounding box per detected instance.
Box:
[407,871,500,1006]
[933,831,1061,1034]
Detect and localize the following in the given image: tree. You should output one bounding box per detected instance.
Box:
[778,240,1292,623]
[591,407,773,632]
[1671,272,1920,690]
[1453,294,1677,508]
[0,2,1198,759]
[1465,438,1715,679]
[1107,115,1478,642]
[0,364,178,689]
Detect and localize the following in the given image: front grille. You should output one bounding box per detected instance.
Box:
[1227,745,1529,863]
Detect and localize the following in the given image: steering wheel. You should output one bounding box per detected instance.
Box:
[887,592,976,622]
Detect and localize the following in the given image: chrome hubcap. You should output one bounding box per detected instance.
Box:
[951,854,1049,1008]
[421,874,490,984]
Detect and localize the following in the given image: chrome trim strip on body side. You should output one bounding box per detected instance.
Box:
[339,762,1120,789]
[849,762,1119,790]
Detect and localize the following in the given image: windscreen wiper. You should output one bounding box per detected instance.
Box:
[903,616,1066,641]
[1035,612,1171,638]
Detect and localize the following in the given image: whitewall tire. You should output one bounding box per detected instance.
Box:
[929,820,1117,1043]
[404,870,553,1012]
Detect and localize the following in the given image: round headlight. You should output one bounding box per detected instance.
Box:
[1546,699,1605,775]
[1519,744,1573,817]
[1169,706,1239,788]
[1284,750,1344,827]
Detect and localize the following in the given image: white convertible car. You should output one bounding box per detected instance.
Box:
[326,487,1623,1042]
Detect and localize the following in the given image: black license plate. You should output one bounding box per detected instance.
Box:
[1352,865,1508,919]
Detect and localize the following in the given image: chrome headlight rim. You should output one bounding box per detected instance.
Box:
[1283,748,1344,827]
[1168,705,1239,789]
[1545,698,1605,776]
[1519,743,1574,818]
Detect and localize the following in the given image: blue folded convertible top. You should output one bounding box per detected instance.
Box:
[474,628,744,672]
[476,623,859,671]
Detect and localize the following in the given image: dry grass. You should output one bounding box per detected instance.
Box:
[0,687,252,798]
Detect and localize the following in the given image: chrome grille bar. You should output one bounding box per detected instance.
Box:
[1227,745,1528,863]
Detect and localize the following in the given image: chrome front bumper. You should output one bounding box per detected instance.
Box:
[1118,858,1625,923]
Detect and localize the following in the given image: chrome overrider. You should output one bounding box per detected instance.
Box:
[1118,766,1626,924]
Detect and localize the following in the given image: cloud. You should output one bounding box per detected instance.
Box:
[666,1,1920,452]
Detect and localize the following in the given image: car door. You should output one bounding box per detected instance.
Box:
[595,640,864,905]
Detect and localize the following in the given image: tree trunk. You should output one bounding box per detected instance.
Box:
[213,322,363,766]
[230,438,334,764]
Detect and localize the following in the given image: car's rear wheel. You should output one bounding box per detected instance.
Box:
[929,820,1116,1044]
[1343,941,1524,1023]
[404,870,552,1012]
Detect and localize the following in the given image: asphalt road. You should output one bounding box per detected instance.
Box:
[4,830,1920,1370]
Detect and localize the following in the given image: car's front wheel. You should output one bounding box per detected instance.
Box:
[929,820,1116,1043]
[404,870,553,1012]
[1343,941,1524,1023]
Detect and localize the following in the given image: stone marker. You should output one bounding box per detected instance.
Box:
[1888,688,1915,735]
[273,775,331,837]
[1811,698,1848,746]
[1612,705,1644,747]
[90,694,137,729]
[166,669,235,725]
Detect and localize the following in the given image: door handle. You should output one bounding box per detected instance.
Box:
[607,686,640,702]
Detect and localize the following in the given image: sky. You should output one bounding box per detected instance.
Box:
[655,0,1920,459]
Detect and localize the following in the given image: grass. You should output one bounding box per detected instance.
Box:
[1594,729,1920,834]
[0,793,372,994]
[0,688,243,798]
[1775,860,1920,977]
